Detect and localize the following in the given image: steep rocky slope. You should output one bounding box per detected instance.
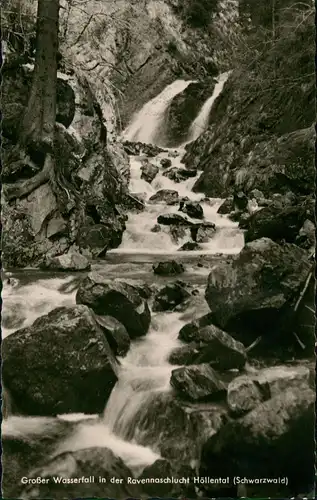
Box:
[2,0,239,268]
[183,2,315,199]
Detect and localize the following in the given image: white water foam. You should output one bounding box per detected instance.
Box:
[122,80,195,145]
[1,275,77,338]
[188,71,231,142]
[110,148,244,255]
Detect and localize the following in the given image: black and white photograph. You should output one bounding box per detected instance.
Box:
[1,0,316,498]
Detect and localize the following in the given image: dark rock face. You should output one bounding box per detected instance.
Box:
[163,81,215,147]
[233,191,248,211]
[153,260,185,276]
[76,220,125,258]
[149,189,179,205]
[94,314,130,356]
[122,140,166,157]
[227,365,311,415]
[200,388,315,497]
[2,58,129,268]
[152,281,190,311]
[19,447,142,499]
[160,158,172,168]
[169,225,189,243]
[163,167,197,183]
[217,197,235,214]
[177,324,247,370]
[191,221,216,242]
[151,223,162,232]
[76,273,151,339]
[296,219,315,249]
[2,64,75,137]
[140,459,196,497]
[157,213,193,226]
[2,305,118,415]
[56,78,76,128]
[2,417,74,498]
[41,251,91,271]
[178,241,201,251]
[205,238,312,336]
[170,364,227,401]
[169,342,201,365]
[178,312,214,339]
[242,200,315,244]
[140,161,159,183]
[129,391,228,462]
[179,199,204,219]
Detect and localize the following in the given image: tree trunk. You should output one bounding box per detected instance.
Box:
[19,0,59,151]
[4,0,60,201]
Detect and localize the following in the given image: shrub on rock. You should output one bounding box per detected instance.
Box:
[76,273,151,339]
[2,305,118,415]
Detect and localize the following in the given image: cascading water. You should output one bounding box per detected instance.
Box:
[188,71,230,142]
[3,75,244,479]
[121,80,195,146]
[111,147,244,255]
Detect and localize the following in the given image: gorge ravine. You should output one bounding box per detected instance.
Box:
[2,77,245,475]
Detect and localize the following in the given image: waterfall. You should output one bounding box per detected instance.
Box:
[121,80,194,145]
[3,75,244,484]
[188,71,231,142]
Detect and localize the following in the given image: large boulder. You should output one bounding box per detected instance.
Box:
[227,375,264,415]
[153,261,185,276]
[217,197,235,214]
[41,250,91,271]
[152,281,190,312]
[140,459,196,497]
[191,221,216,242]
[169,342,201,365]
[179,199,204,219]
[148,189,179,205]
[2,306,118,415]
[2,416,75,498]
[200,388,315,497]
[128,391,228,462]
[170,364,227,402]
[94,315,130,356]
[160,158,172,168]
[177,324,247,370]
[140,161,159,183]
[122,140,165,157]
[178,241,202,251]
[157,213,193,226]
[162,167,197,183]
[76,273,151,339]
[19,447,142,499]
[205,238,312,337]
[296,219,315,250]
[242,200,315,244]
